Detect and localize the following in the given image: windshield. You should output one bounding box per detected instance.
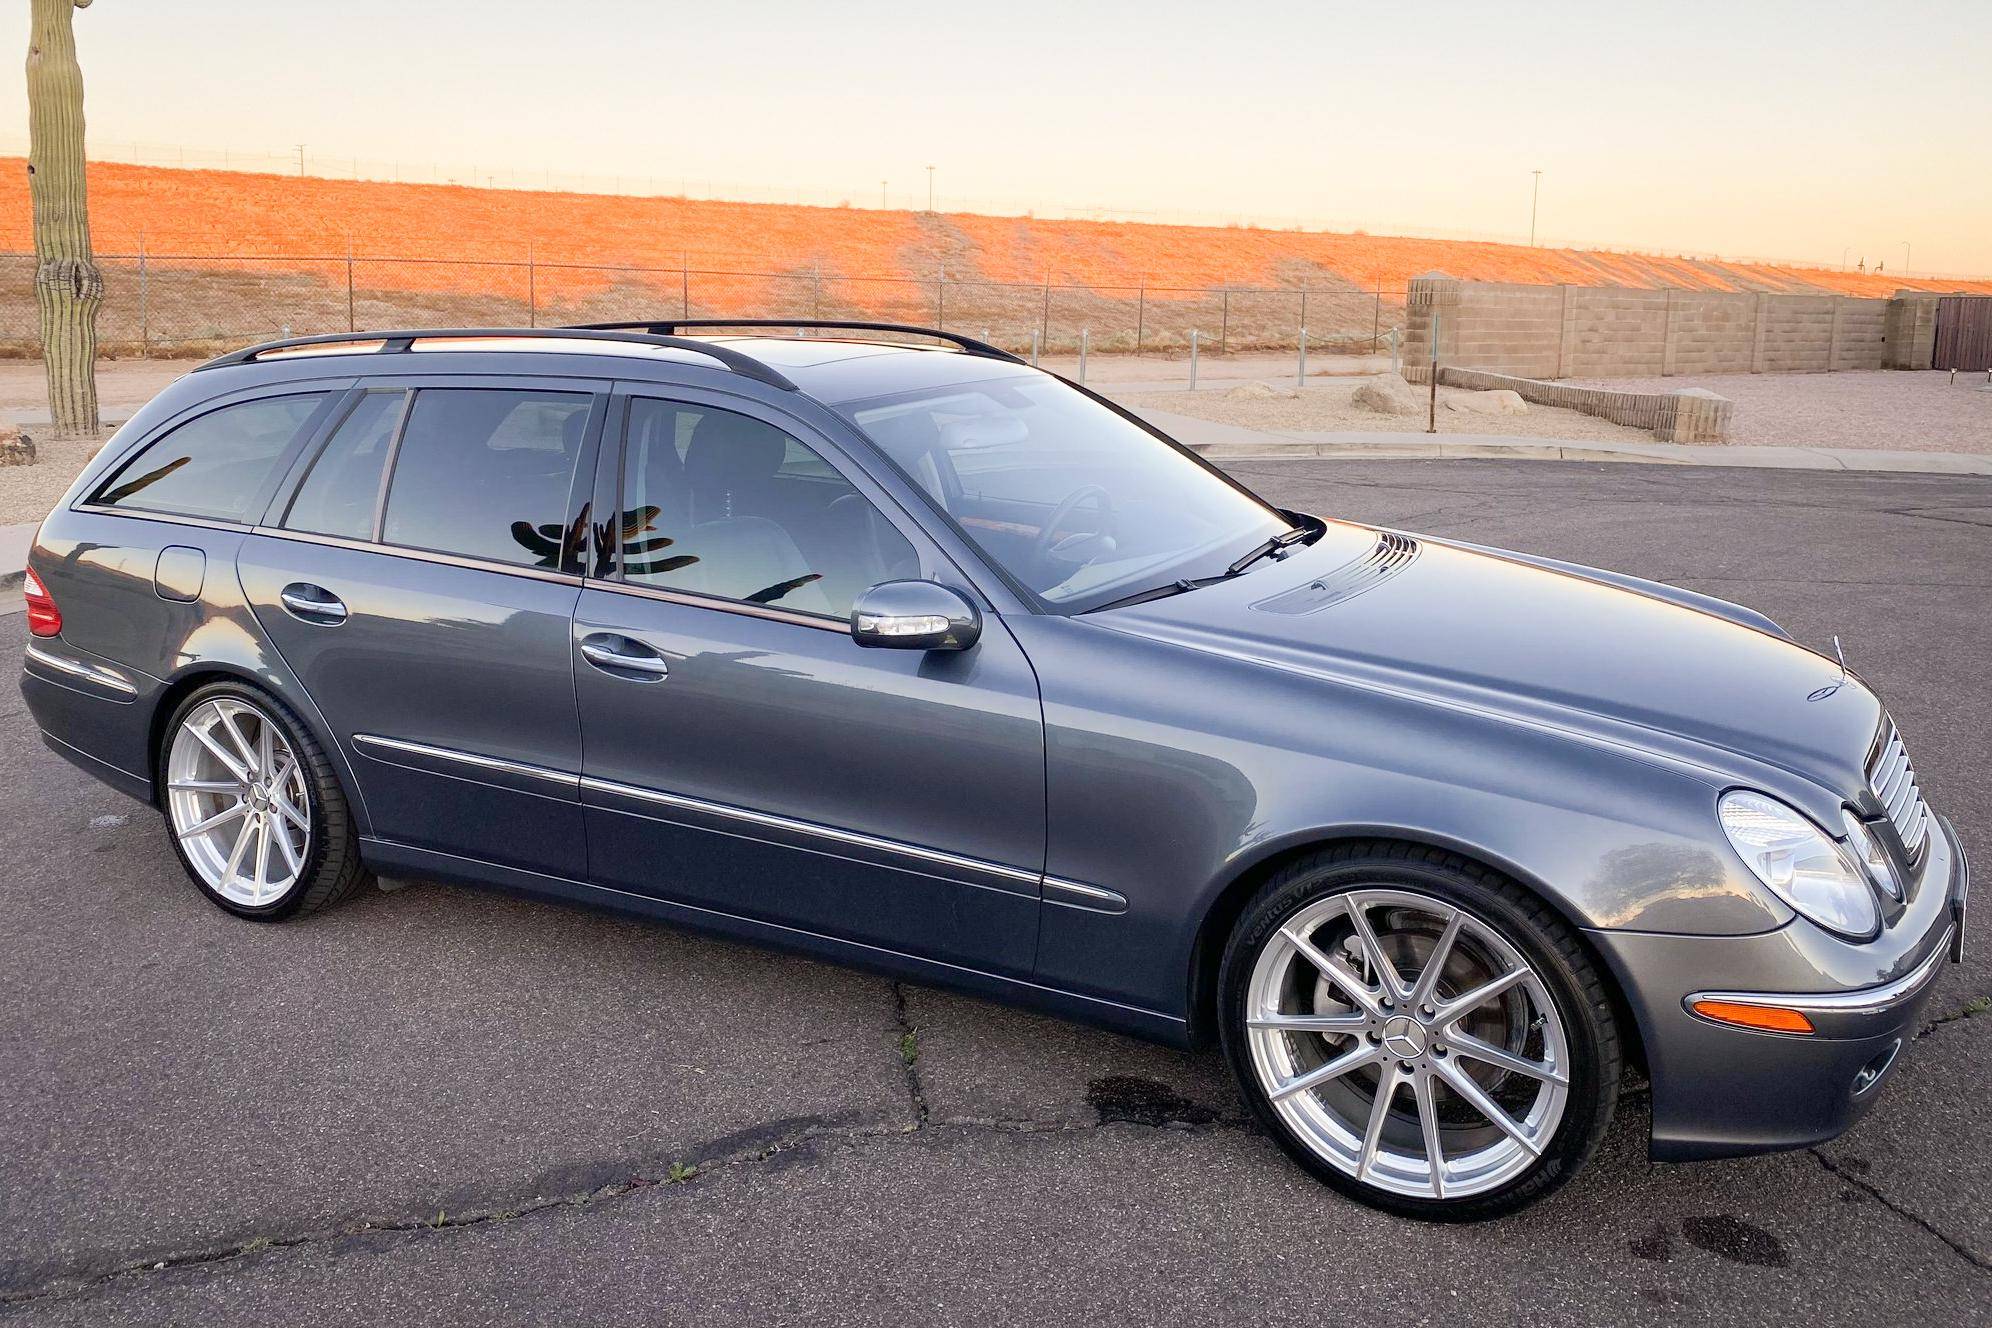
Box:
[841,374,1294,612]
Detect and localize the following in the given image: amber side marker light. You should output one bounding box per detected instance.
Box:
[1689,999,1816,1035]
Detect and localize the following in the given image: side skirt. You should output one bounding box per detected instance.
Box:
[359,837,1190,1049]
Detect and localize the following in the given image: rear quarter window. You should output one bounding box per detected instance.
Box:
[91,393,331,522]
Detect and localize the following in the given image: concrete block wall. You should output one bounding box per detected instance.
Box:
[1452,282,1564,379]
[1835,298,1887,370]
[1884,291,1942,369]
[1756,295,1837,371]
[1565,287,1669,378]
[1661,292,1757,375]
[1399,273,1456,376]
[1404,274,1925,380]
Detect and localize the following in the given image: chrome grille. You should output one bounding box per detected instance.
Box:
[1867,718,1930,859]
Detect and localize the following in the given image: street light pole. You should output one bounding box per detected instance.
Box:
[881,179,887,210]
[1529,169,1542,247]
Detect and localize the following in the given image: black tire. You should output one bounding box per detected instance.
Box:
[156,679,372,920]
[1217,841,1620,1221]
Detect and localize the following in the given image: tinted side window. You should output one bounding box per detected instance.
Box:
[380,389,592,568]
[618,398,917,619]
[282,390,407,540]
[93,394,329,522]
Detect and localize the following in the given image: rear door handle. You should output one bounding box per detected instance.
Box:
[279,583,348,626]
[580,633,670,680]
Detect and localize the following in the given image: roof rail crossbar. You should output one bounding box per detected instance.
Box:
[192,328,800,391]
[566,319,1028,365]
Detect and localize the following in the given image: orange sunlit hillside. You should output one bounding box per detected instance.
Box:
[3,159,1987,303]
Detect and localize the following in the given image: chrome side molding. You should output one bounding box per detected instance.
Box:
[23,644,138,697]
[1045,876,1130,914]
[351,733,579,791]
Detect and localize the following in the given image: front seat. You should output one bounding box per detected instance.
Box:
[678,411,835,615]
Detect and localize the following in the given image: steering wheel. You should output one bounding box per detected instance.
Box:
[1030,484,1116,582]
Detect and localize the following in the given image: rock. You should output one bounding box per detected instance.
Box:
[1223,382,1291,401]
[0,425,33,467]
[1445,389,1528,416]
[1350,373,1423,416]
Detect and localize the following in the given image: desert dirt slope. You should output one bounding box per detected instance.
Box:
[2,161,1986,357]
[2,159,1983,298]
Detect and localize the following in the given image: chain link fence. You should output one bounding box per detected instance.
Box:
[0,249,1405,361]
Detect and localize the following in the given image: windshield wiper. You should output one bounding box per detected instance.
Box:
[1225,524,1313,577]
[1087,523,1317,614]
[1087,578,1210,613]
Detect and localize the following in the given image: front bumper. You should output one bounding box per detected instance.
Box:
[1588,812,1968,1162]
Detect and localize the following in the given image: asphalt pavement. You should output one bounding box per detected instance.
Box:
[2,459,1987,1325]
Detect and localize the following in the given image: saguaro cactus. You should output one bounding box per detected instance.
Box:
[26,0,100,438]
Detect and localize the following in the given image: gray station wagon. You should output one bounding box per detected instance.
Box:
[18,320,1968,1218]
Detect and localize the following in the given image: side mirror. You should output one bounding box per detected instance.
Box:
[850,580,981,651]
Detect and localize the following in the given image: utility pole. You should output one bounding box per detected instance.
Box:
[1901,241,1912,273]
[926,164,936,214]
[295,143,306,176]
[880,179,887,210]
[1529,169,1543,247]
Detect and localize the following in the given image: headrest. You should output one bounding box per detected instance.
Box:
[938,413,1029,451]
[684,410,790,493]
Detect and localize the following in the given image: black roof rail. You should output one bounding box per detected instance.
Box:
[566,319,1029,366]
[192,328,800,391]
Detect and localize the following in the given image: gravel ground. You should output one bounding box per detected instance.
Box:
[1109,378,1656,443]
[0,360,181,527]
[0,436,108,526]
[1569,369,1992,452]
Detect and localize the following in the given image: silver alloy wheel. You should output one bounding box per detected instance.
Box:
[1243,888,1570,1201]
[165,697,312,907]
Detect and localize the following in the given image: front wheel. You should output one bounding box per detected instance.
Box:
[159,681,371,919]
[1218,843,1620,1220]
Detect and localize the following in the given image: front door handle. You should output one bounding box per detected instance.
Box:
[279,583,348,626]
[580,633,670,680]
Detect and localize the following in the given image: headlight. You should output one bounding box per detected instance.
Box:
[1718,790,1880,939]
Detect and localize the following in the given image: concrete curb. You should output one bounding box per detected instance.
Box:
[1126,409,1992,475]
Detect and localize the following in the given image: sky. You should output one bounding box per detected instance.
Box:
[7,0,1990,275]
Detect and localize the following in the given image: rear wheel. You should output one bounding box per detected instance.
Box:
[1218,843,1619,1220]
[159,681,370,919]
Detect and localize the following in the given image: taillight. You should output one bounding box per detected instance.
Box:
[22,567,61,638]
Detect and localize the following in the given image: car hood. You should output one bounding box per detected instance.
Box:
[1097,520,1881,796]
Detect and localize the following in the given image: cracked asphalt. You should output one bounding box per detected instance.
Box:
[2,459,1988,1325]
